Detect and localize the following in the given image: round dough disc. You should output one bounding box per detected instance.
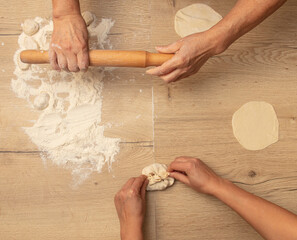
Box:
[232,101,279,151]
[174,3,222,38]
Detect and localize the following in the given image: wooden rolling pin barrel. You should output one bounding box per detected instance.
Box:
[20,50,174,68]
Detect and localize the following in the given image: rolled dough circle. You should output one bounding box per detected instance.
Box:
[22,19,39,36]
[232,101,279,151]
[174,3,222,38]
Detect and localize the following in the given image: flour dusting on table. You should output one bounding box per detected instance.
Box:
[11,15,120,187]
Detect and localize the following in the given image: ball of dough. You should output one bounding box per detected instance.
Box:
[142,163,175,191]
[232,101,279,151]
[174,3,222,37]
[34,92,50,110]
[17,52,30,70]
[22,19,39,36]
[82,11,94,26]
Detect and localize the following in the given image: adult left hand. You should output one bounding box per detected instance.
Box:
[146,31,225,83]
[114,175,148,240]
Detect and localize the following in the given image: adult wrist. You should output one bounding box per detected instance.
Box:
[120,225,143,240]
[212,178,233,200]
[208,21,235,55]
[52,0,81,19]
[53,11,81,20]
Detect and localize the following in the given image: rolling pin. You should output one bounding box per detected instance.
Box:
[20,50,174,68]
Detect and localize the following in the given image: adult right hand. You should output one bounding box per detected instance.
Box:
[50,14,89,72]
[167,156,223,195]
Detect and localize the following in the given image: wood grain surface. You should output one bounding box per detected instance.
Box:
[1,0,297,239]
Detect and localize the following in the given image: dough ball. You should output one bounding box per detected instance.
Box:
[174,3,222,37]
[17,52,30,70]
[34,92,50,110]
[232,101,279,151]
[82,11,94,26]
[142,163,175,191]
[22,19,39,36]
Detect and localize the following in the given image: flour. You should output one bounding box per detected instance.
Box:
[11,15,120,187]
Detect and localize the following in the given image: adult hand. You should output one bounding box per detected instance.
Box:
[114,175,148,240]
[167,156,223,195]
[50,14,89,72]
[146,31,225,83]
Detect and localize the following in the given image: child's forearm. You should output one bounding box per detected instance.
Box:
[214,179,297,239]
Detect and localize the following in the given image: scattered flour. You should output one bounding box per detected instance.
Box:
[11,15,120,187]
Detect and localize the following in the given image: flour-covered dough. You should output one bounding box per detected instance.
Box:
[34,92,50,110]
[174,3,222,37]
[22,19,39,36]
[82,11,94,26]
[142,163,174,191]
[232,101,279,151]
[17,52,30,70]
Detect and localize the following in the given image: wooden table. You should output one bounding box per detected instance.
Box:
[0,0,296,239]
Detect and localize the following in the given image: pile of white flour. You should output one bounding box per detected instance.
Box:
[11,15,120,187]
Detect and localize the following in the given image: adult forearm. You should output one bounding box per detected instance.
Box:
[209,0,286,54]
[52,0,81,18]
[214,179,297,239]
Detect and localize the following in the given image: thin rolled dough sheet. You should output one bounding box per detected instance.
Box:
[232,101,279,151]
[174,3,222,37]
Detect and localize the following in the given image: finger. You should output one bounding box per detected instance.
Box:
[146,56,180,76]
[57,53,68,71]
[65,53,79,72]
[169,171,190,185]
[122,177,135,190]
[141,178,149,199]
[155,41,182,54]
[173,156,194,163]
[160,68,183,83]
[49,48,60,70]
[131,175,147,191]
[167,161,192,173]
[77,49,89,71]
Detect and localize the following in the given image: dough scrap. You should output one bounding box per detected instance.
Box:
[174,3,222,37]
[82,11,94,26]
[17,52,30,70]
[142,163,174,191]
[34,92,50,110]
[22,19,39,36]
[232,101,279,151]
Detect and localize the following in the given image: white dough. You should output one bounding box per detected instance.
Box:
[174,3,222,37]
[142,163,175,191]
[34,92,50,110]
[82,11,94,26]
[232,101,279,151]
[17,52,30,70]
[22,19,39,36]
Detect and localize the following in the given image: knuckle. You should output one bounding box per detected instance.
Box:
[127,189,137,197]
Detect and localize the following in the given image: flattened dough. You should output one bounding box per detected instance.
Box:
[174,3,222,37]
[232,101,279,151]
[142,163,174,191]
